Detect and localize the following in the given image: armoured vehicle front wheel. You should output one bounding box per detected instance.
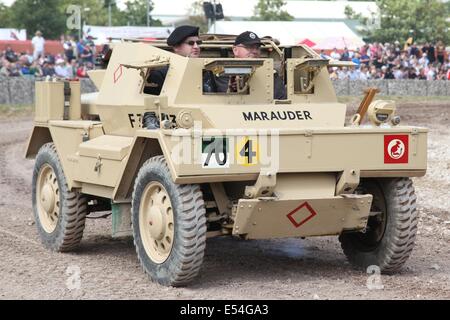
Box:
[339,178,418,273]
[131,156,206,286]
[32,143,87,252]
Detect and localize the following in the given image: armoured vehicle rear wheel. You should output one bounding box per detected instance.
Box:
[339,178,418,273]
[32,143,87,252]
[132,156,206,286]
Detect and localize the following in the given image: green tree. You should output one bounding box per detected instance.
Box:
[346,0,450,44]
[250,0,293,21]
[10,0,66,39]
[122,0,161,26]
[0,4,12,28]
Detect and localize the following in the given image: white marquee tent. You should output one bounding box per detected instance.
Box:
[209,21,365,49]
[83,26,174,44]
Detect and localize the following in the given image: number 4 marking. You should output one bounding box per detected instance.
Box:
[238,137,258,166]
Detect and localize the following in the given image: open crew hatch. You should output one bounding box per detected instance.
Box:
[94,41,347,106]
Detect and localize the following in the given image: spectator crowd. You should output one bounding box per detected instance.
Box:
[324,41,450,81]
[0,31,97,79]
[1,31,449,82]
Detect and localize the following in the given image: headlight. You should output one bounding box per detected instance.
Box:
[176,110,194,129]
[367,100,396,126]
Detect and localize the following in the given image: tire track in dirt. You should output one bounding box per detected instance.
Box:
[0,104,449,299]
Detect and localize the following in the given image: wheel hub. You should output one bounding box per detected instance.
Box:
[36,164,60,234]
[139,181,175,264]
[41,183,55,214]
[148,206,166,240]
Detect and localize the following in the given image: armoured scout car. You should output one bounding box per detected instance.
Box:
[26,37,427,286]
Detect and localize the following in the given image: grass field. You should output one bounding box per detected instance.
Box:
[0,104,33,119]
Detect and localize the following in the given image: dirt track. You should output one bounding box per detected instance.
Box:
[0,101,449,300]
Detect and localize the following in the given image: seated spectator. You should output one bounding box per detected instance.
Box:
[85,36,97,55]
[341,48,350,61]
[394,41,401,56]
[360,52,370,66]
[329,67,338,80]
[418,53,429,67]
[350,67,368,81]
[41,61,56,77]
[409,44,420,58]
[374,53,385,69]
[387,53,396,69]
[85,61,95,71]
[80,45,94,64]
[360,65,369,80]
[337,67,349,80]
[359,44,369,57]
[436,41,446,64]
[407,67,418,80]
[70,59,78,78]
[45,55,55,65]
[55,58,72,79]
[426,66,436,81]
[76,39,85,59]
[330,48,341,60]
[20,62,31,75]
[381,66,395,79]
[4,47,18,63]
[29,61,42,77]
[320,50,330,60]
[393,67,404,80]
[0,61,21,76]
[21,51,34,64]
[351,53,361,66]
[418,68,427,80]
[77,63,88,78]
[422,43,436,64]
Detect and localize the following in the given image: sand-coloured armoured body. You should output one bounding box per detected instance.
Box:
[26,36,427,286]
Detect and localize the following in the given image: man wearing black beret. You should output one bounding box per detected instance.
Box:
[167,25,202,58]
[145,25,204,96]
[215,31,286,100]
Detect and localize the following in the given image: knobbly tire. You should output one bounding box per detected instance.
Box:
[132,156,207,287]
[339,178,418,274]
[32,143,87,252]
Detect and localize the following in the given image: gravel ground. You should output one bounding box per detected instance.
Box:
[0,101,449,300]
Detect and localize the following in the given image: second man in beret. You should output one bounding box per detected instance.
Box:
[215,31,287,99]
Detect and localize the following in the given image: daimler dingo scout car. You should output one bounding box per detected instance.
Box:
[26,36,427,286]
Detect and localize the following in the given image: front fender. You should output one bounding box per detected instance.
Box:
[25,125,52,159]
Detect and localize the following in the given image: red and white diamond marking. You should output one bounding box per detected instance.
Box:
[113,65,123,83]
[286,202,317,228]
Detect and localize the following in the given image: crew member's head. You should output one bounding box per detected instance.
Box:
[233,31,262,58]
[167,25,201,58]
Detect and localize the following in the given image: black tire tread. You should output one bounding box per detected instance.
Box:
[340,178,418,274]
[32,143,87,252]
[132,156,206,287]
